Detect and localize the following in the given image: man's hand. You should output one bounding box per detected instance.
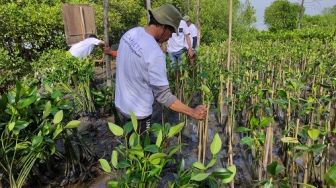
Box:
[191,105,207,120]
[103,46,112,55]
[187,48,194,58]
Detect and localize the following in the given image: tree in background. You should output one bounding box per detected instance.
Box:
[264,0,302,31]
[0,0,64,61]
[150,0,256,44]
[323,5,336,15]
[300,5,336,29]
[235,0,257,38]
[95,0,145,45]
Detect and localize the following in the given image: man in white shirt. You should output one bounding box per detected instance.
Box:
[184,15,198,63]
[167,16,194,67]
[69,34,104,59]
[105,4,207,133]
[184,16,198,51]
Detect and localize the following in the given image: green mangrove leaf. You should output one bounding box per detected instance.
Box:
[156,130,163,147]
[7,122,15,131]
[250,116,259,128]
[111,150,118,168]
[17,95,37,109]
[117,160,131,168]
[129,145,144,158]
[53,110,63,124]
[267,161,284,177]
[206,159,217,169]
[15,141,31,150]
[123,122,133,134]
[277,89,287,99]
[144,144,159,153]
[260,117,273,128]
[308,128,320,140]
[179,158,185,172]
[14,120,29,131]
[223,165,236,184]
[212,168,232,179]
[107,180,119,188]
[108,122,124,136]
[129,132,137,146]
[294,145,310,151]
[235,126,251,133]
[53,124,63,139]
[99,159,111,173]
[240,136,254,147]
[210,133,222,155]
[281,137,299,144]
[324,165,336,186]
[148,167,161,177]
[65,120,81,129]
[168,144,182,156]
[15,81,22,102]
[130,112,138,132]
[193,162,206,170]
[310,144,326,154]
[264,181,273,188]
[168,122,184,138]
[149,153,167,165]
[332,128,336,134]
[32,136,43,148]
[42,101,51,119]
[44,83,53,93]
[201,84,211,94]
[51,90,62,99]
[191,173,211,181]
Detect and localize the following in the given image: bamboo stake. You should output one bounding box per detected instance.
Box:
[202,104,210,164]
[103,0,112,87]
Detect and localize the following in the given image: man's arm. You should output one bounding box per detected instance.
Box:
[152,85,206,120]
[184,33,194,58]
[169,99,206,120]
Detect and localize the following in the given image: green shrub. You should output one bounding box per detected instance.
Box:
[32,49,93,84]
[0,48,28,93]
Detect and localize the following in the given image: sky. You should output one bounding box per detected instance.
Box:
[245,0,336,30]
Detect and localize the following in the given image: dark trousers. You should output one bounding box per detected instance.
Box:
[116,110,151,135]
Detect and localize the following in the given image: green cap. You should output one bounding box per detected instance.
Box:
[148,4,182,33]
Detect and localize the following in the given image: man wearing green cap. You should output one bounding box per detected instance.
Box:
[105,4,207,133]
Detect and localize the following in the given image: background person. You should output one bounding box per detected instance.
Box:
[69,34,104,59]
[166,16,194,68]
[184,16,198,52]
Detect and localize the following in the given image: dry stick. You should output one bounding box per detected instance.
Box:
[198,88,205,163]
[291,118,300,185]
[229,81,234,165]
[198,121,203,162]
[178,74,186,147]
[197,118,200,161]
[202,104,210,164]
[103,0,112,87]
[219,76,224,125]
[304,80,316,185]
[262,78,276,180]
[325,101,332,181]
[286,93,291,133]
